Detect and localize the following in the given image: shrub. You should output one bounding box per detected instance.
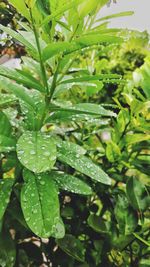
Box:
[0,1,149,266]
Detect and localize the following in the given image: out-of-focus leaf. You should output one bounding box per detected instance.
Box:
[0,179,14,220]
[9,0,30,19]
[114,194,138,235]
[126,177,150,211]
[117,109,130,133]
[106,141,121,162]
[96,11,134,23]
[57,234,85,262]
[0,24,37,56]
[88,214,108,233]
[0,230,16,267]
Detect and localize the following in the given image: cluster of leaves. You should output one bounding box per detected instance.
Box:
[0,0,150,266]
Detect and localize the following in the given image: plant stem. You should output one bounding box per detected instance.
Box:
[49,59,61,101]
[29,8,49,95]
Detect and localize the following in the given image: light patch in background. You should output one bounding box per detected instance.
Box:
[99,0,150,33]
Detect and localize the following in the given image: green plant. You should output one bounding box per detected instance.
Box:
[0,1,150,266]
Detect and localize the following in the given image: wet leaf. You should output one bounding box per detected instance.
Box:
[57,141,111,185]
[21,169,60,238]
[17,131,57,173]
[51,171,92,195]
[0,179,14,220]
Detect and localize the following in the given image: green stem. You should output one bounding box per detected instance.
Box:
[29,8,49,95]
[49,58,61,101]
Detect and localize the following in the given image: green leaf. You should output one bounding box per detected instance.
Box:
[0,135,16,153]
[0,111,12,137]
[78,0,102,18]
[42,42,72,61]
[20,90,46,131]
[96,11,134,23]
[0,179,14,220]
[126,177,150,211]
[117,109,130,133]
[51,171,92,195]
[17,131,57,173]
[106,141,121,163]
[51,217,65,239]
[0,24,37,56]
[133,233,150,247]
[0,230,16,267]
[42,35,122,61]
[25,0,37,8]
[115,194,138,235]
[0,94,17,108]
[9,0,30,20]
[47,103,116,123]
[21,170,60,238]
[75,34,123,48]
[57,234,85,262]
[59,74,122,84]
[88,214,108,233]
[0,65,45,92]
[41,0,84,26]
[124,134,150,145]
[0,76,35,108]
[57,141,111,185]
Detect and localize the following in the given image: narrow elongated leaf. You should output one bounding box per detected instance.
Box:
[126,177,150,211]
[57,141,111,185]
[124,134,150,145]
[17,131,57,173]
[57,234,85,262]
[47,103,116,122]
[21,170,60,238]
[96,11,134,23]
[0,230,16,267]
[0,24,37,56]
[0,179,14,220]
[78,0,100,18]
[75,34,123,47]
[59,74,122,84]
[41,0,84,25]
[42,35,122,61]
[42,42,71,61]
[0,111,12,137]
[0,77,35,108]
[51,171,92,195]
[9,0,30,19]
[25,0,37,8]
[0,66,45,92]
